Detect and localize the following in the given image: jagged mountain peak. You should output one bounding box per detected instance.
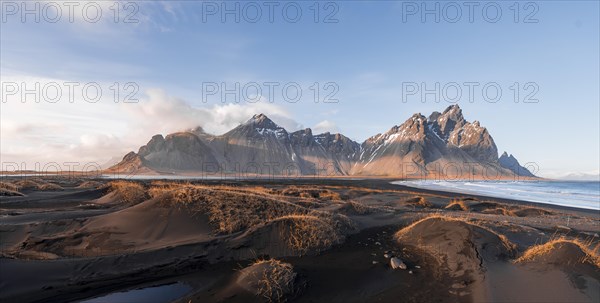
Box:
[434,105,466,138]
[189,126,206,134]
[289,128,315,146]
[138,134,165,156]
[292,128,313,136]
[223,113,289,140]
[247,113,279,129]
[315,131,332,137]
[441,104,464,120]
[443,104,462,113]
[315,132,356,143]
[499,152,535,177]
[242,113,288,137]
[151,134,165,140]
[396,113,427,135]
[188,126,215,141]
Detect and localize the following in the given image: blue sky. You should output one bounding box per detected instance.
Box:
[1,1,599,177]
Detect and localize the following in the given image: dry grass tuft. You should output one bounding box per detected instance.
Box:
[77,180,104,189]
[480,207,516,217]
[10,178,63,191]
[516,237,600,268]
[445,199,469,211]
[339,200,374,215]
[394,214,516,254]
[37,183,64,191]
[0,188,24,196]
[253,259,297,302]
[0,181,23,196]
[404,196,432,208]
[109,181,147,204]
[318,189,342,201]
[272,186,342,201]
[169,187,303,234]
[151,184,342,234]
[512,207,553,217]
[0,181,19,192]
[13,179,42,189]
[272,215,343,254]
[394,214,452,239]
[149,184,353,254]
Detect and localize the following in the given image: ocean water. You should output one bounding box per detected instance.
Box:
[392,180,600,211]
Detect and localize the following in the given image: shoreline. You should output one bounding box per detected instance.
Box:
[2,174,596,213]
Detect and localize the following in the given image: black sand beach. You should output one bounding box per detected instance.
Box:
[1,176,598,303]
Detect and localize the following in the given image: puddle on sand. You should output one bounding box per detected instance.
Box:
[79,282,192,303]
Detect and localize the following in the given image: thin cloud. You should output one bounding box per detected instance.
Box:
[313,120,340,134]
[1,83,301,169]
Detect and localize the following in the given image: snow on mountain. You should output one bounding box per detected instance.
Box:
[109,106,536,178]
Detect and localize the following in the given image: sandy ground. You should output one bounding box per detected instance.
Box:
[0,177,598,303]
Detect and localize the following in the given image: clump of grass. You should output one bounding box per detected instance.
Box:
[109,181,147,204]
[516,237,600,268]
[148,182,180,197]
[251,259,297,303]
[395,214,516,254]
[339,200,373,215]
[512,207,553,217]
[318,189,342,201]
[153,185,312,234]
[0,188,24,196]
[149,184,354,254]
[0,181,23,196]
[77,180,104,189]
[445,199,469,211]
[481,207,515,217]
[274,186,342,201]
[11,179,63,191]
[0,181,19,192]
[13,179,42,190]
[404,196,432,208]
[37,183,64,191]
[272,215,343,254]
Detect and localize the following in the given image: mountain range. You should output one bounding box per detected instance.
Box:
[108,105,536,179]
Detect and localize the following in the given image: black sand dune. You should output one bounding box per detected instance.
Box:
[1,178,598,303]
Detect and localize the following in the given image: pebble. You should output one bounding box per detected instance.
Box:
[390,257,407,270]
[415,265,421,269]
[372,261,379,265]
[384,253,391,258]
[375,242,381,246]
[409,270,413,274]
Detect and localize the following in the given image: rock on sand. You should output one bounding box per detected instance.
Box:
[390,257,407,270]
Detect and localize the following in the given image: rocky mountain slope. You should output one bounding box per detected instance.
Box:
[498,152,536,177]
[107,105,535,178]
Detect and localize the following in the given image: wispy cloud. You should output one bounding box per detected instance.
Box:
[1,74,301,169]
[313,120,340,134]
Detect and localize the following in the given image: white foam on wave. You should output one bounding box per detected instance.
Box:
[392,180,600,211]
